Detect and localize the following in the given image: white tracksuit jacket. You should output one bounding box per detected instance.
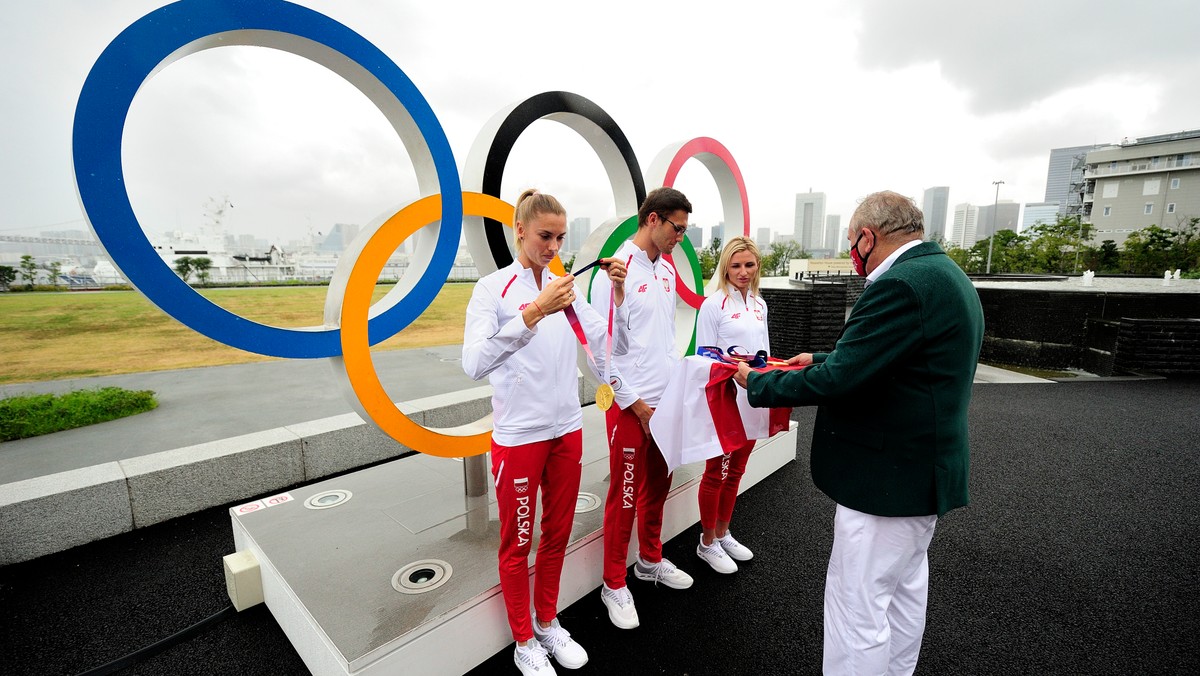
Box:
[463,260,636,447]
[696,288,770,357]
[589,240,679,408]
[695,287,772,440]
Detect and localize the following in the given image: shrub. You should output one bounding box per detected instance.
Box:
[0,387,158,441]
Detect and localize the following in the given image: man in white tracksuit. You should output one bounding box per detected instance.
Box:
[589,187,696,630]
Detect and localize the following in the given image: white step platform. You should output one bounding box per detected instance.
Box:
[229,406,797,675]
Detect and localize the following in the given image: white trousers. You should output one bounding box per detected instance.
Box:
[823,504,938,676]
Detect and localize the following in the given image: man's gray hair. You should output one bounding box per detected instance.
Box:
[851,191,924,239]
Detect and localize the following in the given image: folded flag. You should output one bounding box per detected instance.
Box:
[650,355,804,473]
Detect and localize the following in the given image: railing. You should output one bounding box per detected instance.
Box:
[1087,157,1195,177]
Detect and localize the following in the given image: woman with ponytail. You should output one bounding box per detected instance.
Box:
[462,189,630,676]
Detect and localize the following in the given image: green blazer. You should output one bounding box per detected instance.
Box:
[748,241,984,517]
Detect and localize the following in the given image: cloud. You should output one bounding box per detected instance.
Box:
[855,0,1200,114]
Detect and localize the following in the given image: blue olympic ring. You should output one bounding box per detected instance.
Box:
[72,0,463,359]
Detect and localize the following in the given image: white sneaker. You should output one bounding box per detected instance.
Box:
[696,535,738,574]
[634,556,694,589]
[718,532,754,561]
[533,618,588,669]
[599,583,640,629]
[514,640,556,676]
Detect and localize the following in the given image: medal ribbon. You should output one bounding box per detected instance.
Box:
[563,279,614,386]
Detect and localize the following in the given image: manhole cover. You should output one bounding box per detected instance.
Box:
[575,492,601,513]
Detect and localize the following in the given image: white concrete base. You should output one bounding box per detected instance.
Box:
[230,410,797,676]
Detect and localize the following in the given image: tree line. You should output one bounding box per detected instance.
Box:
[0,254,215,291]
[0,255,63,291]
[941,215,1200,277]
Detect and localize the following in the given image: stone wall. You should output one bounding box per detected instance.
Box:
[762,279,858,357]
[761,283,1200,376]
[977,288,1200,374]
[1114,318,1200,374]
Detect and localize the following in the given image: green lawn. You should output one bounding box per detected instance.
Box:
[0,284,472,384]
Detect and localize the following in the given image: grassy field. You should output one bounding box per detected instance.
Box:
[0,284,472,384]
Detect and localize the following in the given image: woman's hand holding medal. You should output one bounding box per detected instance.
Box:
[522,275,577,328]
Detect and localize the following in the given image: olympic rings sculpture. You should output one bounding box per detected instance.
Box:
[72,0,751,458]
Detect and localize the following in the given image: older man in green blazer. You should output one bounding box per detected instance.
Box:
[734,191,984,676]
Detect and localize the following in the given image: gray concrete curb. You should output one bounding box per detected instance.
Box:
[0,385,497,565]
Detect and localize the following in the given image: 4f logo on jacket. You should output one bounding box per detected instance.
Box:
[637,283,648,293]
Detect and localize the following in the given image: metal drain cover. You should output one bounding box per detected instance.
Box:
[304,489,353,510]
[392,559,454,595]
[575,492,601,513]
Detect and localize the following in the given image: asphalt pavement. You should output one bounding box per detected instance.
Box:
[3,376,1198,675]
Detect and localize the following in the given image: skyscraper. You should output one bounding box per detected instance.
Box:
[1045,144,1111,216]
[921,187,950,241]
[567,217,591,254]
[793,191,827,251]
[756,227,772,249]
[824,215,842,252]
[950,203,979,247]
[977,201,1021,240]
[709,224,723,249]
[1021,202,1060,232]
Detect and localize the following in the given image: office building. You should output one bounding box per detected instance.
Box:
[1022,202,1061,232]
[950,203,979,247]
[977,201,1021,240]
[824,215,842,252]
[318,223,359,252]
[1046,145,1111,216]
[567,217,590,253]
[756,227,772,249]
[793,191,827,251]
[685,228,701,249]
[1081,129,1200,246]
[921,186,950,240]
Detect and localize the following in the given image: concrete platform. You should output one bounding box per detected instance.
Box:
[229,406,798,675]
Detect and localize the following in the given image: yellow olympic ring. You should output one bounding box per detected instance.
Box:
[338,192,565,458]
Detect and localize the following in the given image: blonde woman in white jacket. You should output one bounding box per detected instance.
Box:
[693,236,769,575]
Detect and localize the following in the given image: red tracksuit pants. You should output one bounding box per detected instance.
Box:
[697,439,754,529]
[491,429,583,642]
[602,405,673,589]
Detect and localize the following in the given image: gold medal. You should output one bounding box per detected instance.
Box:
[595,383,615,411]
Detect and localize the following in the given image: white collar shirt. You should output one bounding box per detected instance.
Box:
[866,238,923,285]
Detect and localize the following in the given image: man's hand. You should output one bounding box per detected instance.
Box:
[787,353,814,367]
[628,398,654,436]
[734,362,752,389]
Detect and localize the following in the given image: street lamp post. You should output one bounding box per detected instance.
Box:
[986,180,1004,275]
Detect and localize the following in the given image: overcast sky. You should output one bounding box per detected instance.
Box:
[3,0,1198,249]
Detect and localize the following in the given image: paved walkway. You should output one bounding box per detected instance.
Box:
[0,345,479,483]
[2,377,1197,675]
